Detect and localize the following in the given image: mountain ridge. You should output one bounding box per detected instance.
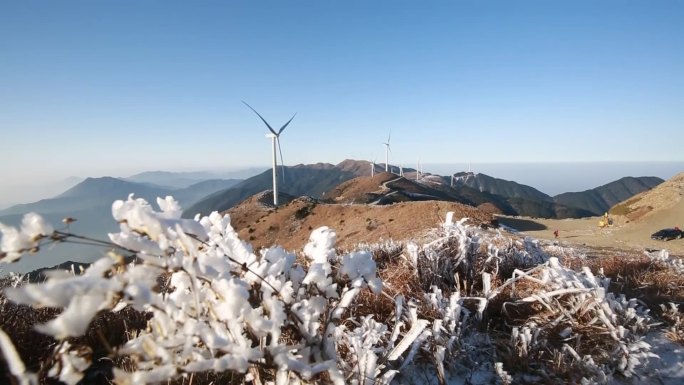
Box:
[554,176,664,216]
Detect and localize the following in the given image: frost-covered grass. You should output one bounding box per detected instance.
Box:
[0,196,681,384]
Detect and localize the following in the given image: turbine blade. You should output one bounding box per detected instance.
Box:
[278,113,297,134]
[387,129,391,143]
[242,101,278,136]
[277,137,285,182]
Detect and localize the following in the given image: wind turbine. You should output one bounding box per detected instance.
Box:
[370,158,377,177]
[383,130,391,172]
[243,101,296,206]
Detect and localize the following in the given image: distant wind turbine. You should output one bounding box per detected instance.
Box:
[417,159,422,181]
[383,130,391,172]
[242,101,296,206]
[370,158,377,177]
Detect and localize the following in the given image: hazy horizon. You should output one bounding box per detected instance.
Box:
[1,160,682,209]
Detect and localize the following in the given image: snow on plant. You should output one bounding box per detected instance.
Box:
[0,196,418,385]
[0,213,53,263]
[491,258,656,381]
[660,302,684,344]
[400,215,657,383]
[647,249,684,273]
[0,198,661,384]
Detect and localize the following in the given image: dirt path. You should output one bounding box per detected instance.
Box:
[497,200,684,256]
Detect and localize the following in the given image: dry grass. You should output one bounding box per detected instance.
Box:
[564,253,684,309]
[660,303,684,345]
[4,220,684,384]
[0,275,150,385]
[610,196,643,216]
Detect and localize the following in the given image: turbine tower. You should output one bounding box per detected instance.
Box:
[243,101,296,206]
[383,130,391,172]
[417,159,422,181]
[370,158,377,177]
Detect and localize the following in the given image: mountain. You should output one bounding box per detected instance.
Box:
[324,172,518,216]
[554,176,663,216]
[324,172,592,218]
[451,172,553,202]
[183,161,367,217]
[609,173,683,222]
[171,179,242,205]
[185,160,628,220]
[1,177,243,218]
[226,195,493,252]
[125,168,265,189]
[0,176,84,210]
[505,197,594,219]
[0,177,242,273]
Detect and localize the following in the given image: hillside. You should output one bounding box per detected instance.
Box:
[447,171,597,218]
[609,172,684,221]
[554,176,663,216]
[325,172,593,219]
[183,161,369,217]
[451,172,553,202]
[226,194,493,251]
[506,197,595,218]
[499,172,684,255]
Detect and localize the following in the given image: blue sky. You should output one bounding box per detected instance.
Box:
[1,0,683,187]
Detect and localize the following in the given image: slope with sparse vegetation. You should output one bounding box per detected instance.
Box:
[1,196,683,385]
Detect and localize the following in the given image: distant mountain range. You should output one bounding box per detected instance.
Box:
[1,177,241,217]
[553,176,664,216]
[0,160,666,273]
[185,160,663,220]
[449,171,663,219]
[0,176,241,273]
[183,162,360,217]
[125,168,265,189]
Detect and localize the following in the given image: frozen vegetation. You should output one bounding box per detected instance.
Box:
[0,195,682,384]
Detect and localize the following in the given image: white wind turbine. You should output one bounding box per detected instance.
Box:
[370,157,377,177]
[243,101,296,206]
[416,159,422,181]
[382,130,391,172]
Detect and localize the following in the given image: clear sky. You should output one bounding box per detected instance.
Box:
[1,0,683,187]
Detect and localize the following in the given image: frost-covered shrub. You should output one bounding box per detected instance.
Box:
[0,197,660,385]
[0,196,413,385]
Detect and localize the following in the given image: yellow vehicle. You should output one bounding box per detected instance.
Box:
[598,213,613,228]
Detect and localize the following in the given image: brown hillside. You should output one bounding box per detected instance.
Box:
[610,172,684,222]
[226,197,492,252]
[324,172,397,203]
[323,172,459,206]
[498,172,684,255]
[335,159,374,176]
